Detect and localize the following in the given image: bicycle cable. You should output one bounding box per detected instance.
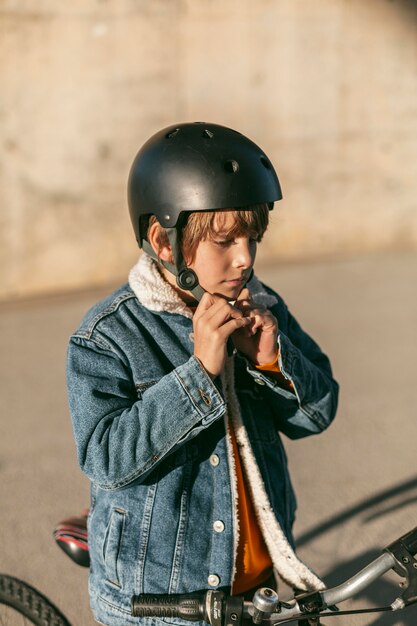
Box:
[272,605,393,625]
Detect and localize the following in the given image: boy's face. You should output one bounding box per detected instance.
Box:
[187,211,258,300]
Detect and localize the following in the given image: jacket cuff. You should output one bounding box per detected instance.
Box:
[174,356,226,425]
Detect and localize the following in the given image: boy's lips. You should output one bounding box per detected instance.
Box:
[223,277,246,286]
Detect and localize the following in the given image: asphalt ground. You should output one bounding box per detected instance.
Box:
[1,251,417,626]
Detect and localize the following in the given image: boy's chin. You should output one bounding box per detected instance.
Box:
[210,284,243,301]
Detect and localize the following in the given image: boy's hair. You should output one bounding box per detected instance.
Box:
[142,204,270,263]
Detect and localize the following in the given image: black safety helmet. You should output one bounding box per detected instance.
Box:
[127,122,283,299]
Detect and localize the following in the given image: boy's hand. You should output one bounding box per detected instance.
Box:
[232,288,279,365]
[193,292,251,378]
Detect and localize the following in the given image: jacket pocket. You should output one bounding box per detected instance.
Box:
[102,507,126,588]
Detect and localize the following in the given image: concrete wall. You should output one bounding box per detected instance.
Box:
[1,0,417,300]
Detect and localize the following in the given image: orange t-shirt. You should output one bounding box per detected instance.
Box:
[229,423,273,594]
[231,353,293,594]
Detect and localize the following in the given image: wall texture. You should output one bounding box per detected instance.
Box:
[1,0,416,300]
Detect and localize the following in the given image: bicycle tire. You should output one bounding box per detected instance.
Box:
[0,574,71,626]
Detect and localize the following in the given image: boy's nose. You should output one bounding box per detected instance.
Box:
[232,240,254,269]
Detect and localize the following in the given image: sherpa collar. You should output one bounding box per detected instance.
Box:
[128,253,278,316]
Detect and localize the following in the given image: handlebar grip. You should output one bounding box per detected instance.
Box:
[131,593,206,621]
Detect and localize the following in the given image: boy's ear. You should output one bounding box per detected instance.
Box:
[148,221,173,263]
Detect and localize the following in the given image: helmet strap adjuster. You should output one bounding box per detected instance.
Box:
[177,268,199,291]
[142,231,206,302]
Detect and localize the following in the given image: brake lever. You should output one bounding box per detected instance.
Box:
[385,534,417,610]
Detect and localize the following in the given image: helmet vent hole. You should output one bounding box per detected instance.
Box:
[203,129,214,139]
[166,128,180,139]
[224,159,239,174]
[260,156,271,169]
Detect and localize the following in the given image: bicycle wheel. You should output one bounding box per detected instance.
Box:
[0,574,71,626]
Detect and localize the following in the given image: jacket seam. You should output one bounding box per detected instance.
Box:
[298,404,328,430]
[135,380,158,391]
[70,333,113,352]
[168,463,191,593]
[135,481,158,593]
[77,291,137,340]
[97,459,157,491]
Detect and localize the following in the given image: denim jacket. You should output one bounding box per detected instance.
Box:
[67,255,338,626]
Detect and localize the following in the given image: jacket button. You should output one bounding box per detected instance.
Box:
[254,377,266,385]
[213,520,225,533]
[210,454,220,467]
[208,574,220,587]
[199,389,212,406]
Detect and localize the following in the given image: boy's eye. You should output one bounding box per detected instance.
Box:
[214,239,233,247]
[213,236,260,247]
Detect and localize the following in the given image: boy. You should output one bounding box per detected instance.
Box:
[67,122,338,626]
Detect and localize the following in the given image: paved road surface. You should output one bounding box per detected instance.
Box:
[1,251,416,626]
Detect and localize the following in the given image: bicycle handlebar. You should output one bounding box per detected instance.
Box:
[311,552,395,608]
[131,525,417,624]
[131,591,223,624]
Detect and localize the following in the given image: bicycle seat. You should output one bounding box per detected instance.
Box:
[53,510,90,568]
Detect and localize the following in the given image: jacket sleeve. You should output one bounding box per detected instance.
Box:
[244,299,339,440]
[67,336,226,490]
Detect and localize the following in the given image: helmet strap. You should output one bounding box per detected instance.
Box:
[142,230,205,302]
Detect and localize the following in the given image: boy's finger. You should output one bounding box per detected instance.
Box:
[207,300,246,328]
[193,292,224,320]
[250,309,275,325]
[220,315,251,338]
[233,299,252,314]
[236,288,251,303]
